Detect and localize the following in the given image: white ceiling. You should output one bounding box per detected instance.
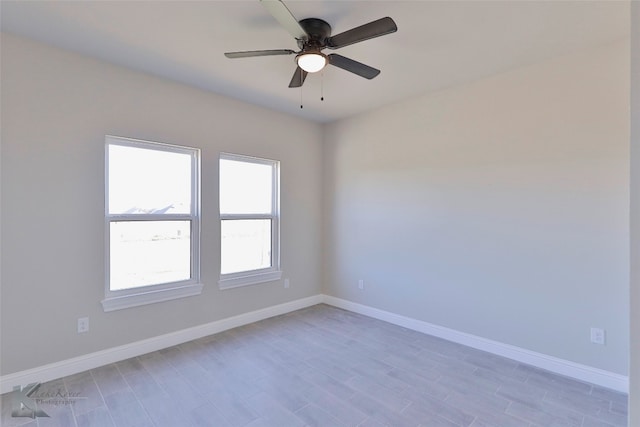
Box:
[0,1,630,123]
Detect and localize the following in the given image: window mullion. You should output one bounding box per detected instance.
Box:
[220,213,274,221]
[108,214,194,222]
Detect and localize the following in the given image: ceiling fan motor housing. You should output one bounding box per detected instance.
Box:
[298,18,332,50]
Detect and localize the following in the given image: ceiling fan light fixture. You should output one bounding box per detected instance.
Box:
[296,52,327,73]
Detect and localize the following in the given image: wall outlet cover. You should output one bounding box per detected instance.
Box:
[77,317,89,334]
[590,327,605,345]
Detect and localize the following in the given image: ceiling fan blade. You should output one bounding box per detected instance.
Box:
[327,17,397,49]
[260,0,308,41]
[328,54,380,79]
[288,66,308,88]
[225,49,296,59]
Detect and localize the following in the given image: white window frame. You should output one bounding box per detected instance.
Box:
[218,152,281,290]
[102,135,202,312]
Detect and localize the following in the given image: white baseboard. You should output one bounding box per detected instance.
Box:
[0,295,323,394]
[1,293,628,395]
[321,295,629,393]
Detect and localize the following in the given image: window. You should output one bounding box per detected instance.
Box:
[219,153,281,289]
[103,136,201,311]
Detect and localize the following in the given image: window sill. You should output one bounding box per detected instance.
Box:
[101,283,203,312]
[218,270,282,290]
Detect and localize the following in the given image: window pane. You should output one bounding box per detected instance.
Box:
[109,144,192,214]
[221,219,271,274]
[110,221,191,290]
[220,158,272,215]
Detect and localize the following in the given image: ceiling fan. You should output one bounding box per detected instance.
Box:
[224,0,398,88]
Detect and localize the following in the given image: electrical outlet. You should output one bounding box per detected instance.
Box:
[77,317,89,334]
[284,278,290,289]
[358,279,364,290]
[590,327,605,345]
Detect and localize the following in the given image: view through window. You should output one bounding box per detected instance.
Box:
[106,136,200,294]
[219,153,280,288]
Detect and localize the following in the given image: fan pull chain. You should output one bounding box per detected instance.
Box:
[300,72,304,109]
[320,71,324,101]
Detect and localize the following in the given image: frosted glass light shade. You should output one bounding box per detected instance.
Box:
[297,53,327,73]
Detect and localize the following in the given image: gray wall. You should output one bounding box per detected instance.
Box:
[323,40,630,375]
[629,1,639,423]
[0,34,323,375]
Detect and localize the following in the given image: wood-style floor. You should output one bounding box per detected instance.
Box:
[1,304,628,427]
